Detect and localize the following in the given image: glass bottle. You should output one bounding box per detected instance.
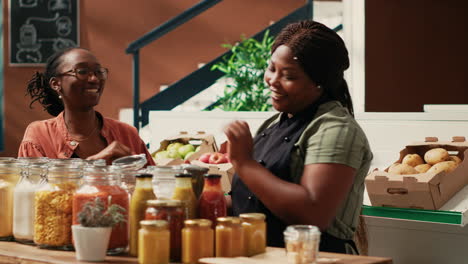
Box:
[0,159,22,241]
[182,219,214,264]
[284,225,321,264]
[198,174,226,228]
[73,166,129,254]
[112,154,147,197]
[129,173,156,256]
[138,220,170,264]
[151,165,182,199]
[34,164,82,250]
[215,217,244,257]
[13,162,47,244]
[172,173,197,220]
[240,213,266,256]
[145,199,185,262]
[179,164,209,199]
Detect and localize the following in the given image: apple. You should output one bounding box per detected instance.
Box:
[168,148,183,159]
[209,152,228,164]
[166,142,184,152]
[154,150,170,160]
[183,151,196,160]
[198,153,211,163]
[178,144,195,158]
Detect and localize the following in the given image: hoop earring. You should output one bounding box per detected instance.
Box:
[58,95,62,99]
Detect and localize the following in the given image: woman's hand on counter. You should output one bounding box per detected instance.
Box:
[86,141,134,164]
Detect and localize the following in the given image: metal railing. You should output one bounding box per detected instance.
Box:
[126,0,223,129]
[127,0,314,129]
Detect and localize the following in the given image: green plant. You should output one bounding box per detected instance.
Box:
[211,30,274,111]
[77,197,126,228]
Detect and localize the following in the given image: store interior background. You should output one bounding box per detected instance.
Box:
[1,0,467,157]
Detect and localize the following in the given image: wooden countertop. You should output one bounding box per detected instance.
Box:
[0,241,392,264]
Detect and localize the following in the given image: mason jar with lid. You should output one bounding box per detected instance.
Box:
[34,164,82,250]
[240,213,266,256]
[138,220,170,264]
[215,217,244,257]
[73,166,129,254]
[13,162,48,244]
[0,159,22,241]
[49,158,86,168]
[151,165,183,199]
[146,199,185,262]
[182,219,214,263]
[112,154,147,196]
[284,225,321,264]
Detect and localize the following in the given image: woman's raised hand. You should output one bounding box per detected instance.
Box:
[223,120,254,167]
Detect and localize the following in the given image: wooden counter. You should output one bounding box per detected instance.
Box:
[0,241,392,264]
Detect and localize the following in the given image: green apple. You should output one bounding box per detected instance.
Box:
[154,150,170,160]
[195,145,201,152]
[166,142,184,152]
[168,148,183,159]
[184,151,196,160]
[178,144,195,158]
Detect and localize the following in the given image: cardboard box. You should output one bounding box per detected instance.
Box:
[153,131,218,166]
[365,136,468,210]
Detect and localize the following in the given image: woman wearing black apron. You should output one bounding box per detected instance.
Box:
[224,21,373,254]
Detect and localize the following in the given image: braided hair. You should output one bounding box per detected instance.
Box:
[26,47,79,116]
[272,20,354,116]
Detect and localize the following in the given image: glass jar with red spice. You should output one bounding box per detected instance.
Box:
[72,165,129,254]
[145,199,185,262]
[198,174,227,228]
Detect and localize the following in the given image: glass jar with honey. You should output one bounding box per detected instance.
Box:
[240,213,266,256]
[138,220,170,264]
[215,216,244,257]
[182,219,214,264]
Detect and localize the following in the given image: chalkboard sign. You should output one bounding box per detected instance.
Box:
[9,0,79,66]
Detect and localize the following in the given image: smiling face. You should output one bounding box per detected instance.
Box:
[50,48,105,112]
[264,45,322,115]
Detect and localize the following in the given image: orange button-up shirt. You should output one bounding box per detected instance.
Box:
[18,111,155,166]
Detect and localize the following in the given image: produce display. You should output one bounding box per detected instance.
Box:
[387,148,461,175]
[153,142,200,161]
[198,152,229,164]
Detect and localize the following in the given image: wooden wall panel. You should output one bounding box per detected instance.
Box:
[365,0,468,112]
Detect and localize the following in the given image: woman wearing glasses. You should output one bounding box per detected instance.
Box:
[18,47,155,165]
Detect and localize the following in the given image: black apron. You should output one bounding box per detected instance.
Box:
[231,100,358,253]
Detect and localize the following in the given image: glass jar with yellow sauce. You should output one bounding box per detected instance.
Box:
[215,217,244,257]
[129,173,156,257]
[138,220,170,264]
[34,164,82,250]
[240,213,266,256]
[172,173,197,219]
[0,159,22,241]
[182,219,214,264]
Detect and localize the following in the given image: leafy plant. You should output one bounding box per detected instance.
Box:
[211,30,274,111]
[77,197,126,228]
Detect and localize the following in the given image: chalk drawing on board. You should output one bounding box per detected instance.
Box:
[20,0,39,8]
[49,0,71,13]
[15,12,76,63]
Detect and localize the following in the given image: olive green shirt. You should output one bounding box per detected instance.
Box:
[257,101,373,241]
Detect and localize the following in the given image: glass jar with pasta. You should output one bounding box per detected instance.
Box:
[0,159,22,241]
[284,225,321,264]
[34,164,82,250]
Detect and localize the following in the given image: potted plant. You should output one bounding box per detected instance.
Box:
[211,30,274,111]
[72,197,126,262]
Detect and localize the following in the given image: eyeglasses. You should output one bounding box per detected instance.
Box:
[58,67,109,81]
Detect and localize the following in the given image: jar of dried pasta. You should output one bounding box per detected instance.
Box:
[284,225,321,264]
[34,164,82,250]
[0,159,22,241]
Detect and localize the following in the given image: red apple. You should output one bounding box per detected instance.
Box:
[198,153,212,163]
[209,152,228,164]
